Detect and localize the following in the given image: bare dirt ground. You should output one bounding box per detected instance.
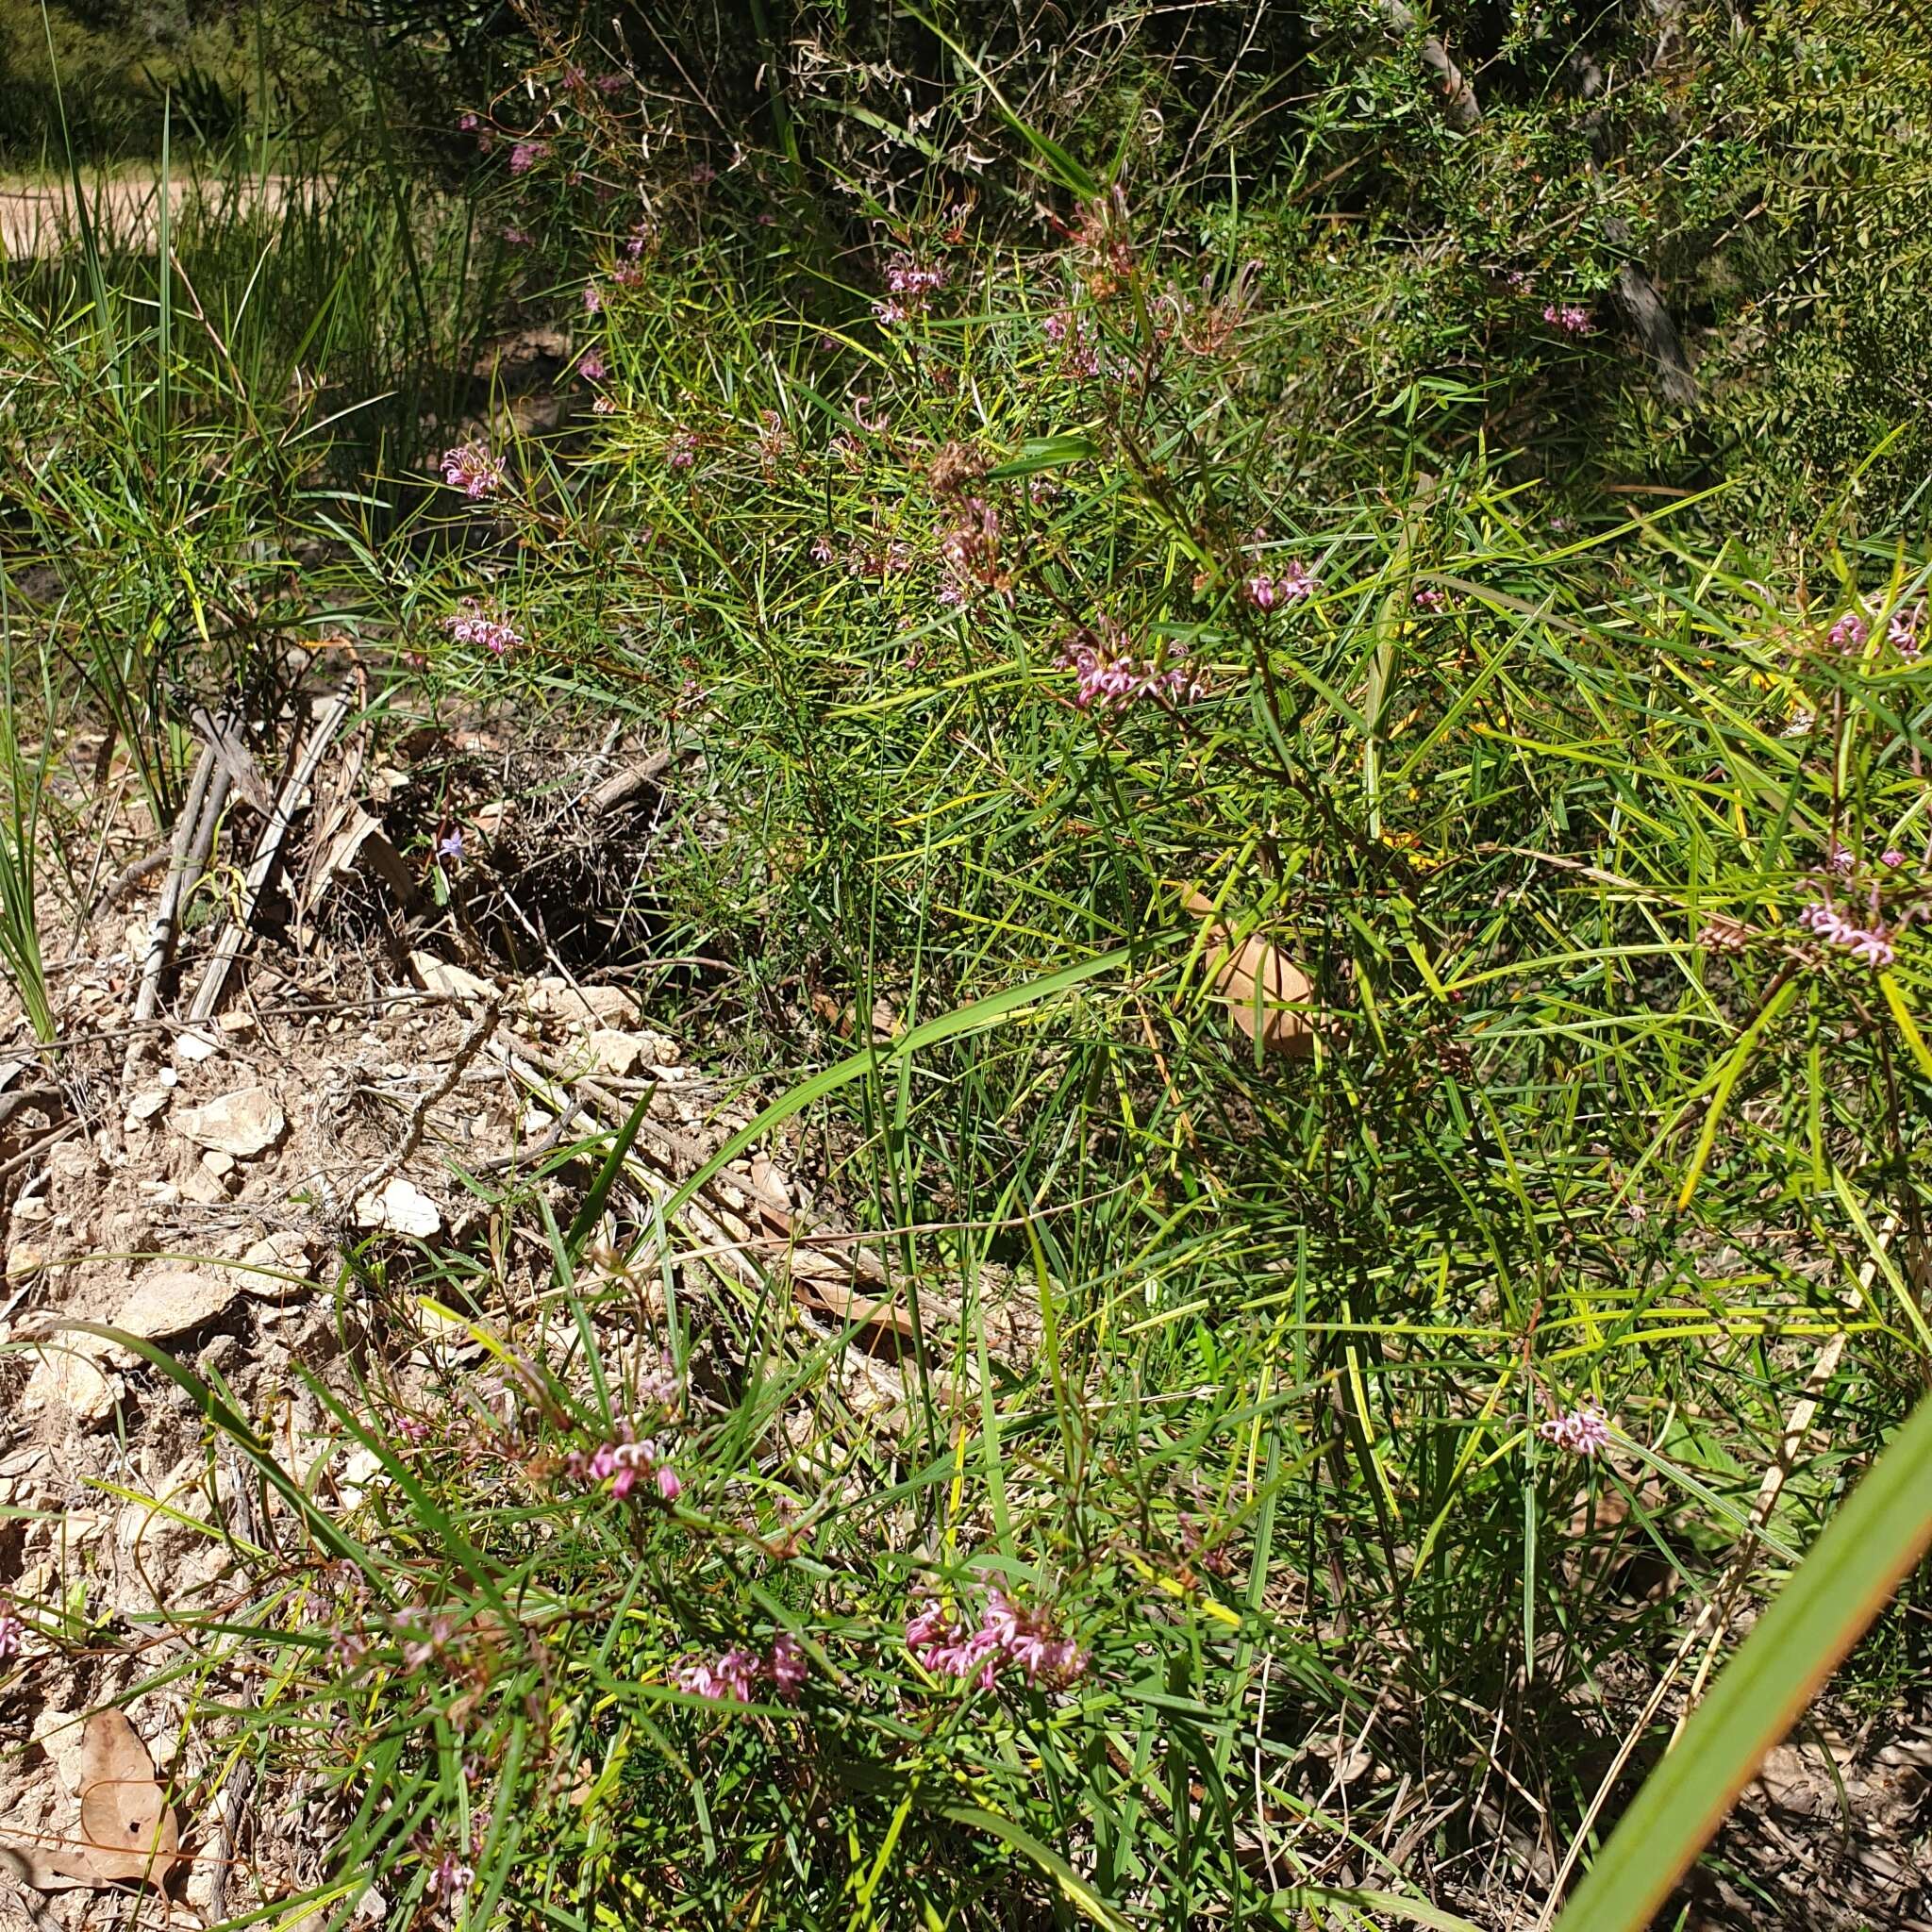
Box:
[0,175,314,258]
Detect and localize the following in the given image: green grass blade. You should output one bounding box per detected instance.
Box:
[1551,1391,1932,1932]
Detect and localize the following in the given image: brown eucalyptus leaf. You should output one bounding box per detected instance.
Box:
[75,1711,179,1888]
[1182,889,1315,1055]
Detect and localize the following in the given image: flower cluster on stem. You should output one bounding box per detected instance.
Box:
[906,1591,1086,1690]
[562,1418,680,1502]
[439,442,505,499]
[674,1632,806,1704]
[443,602,522,657]
[1058,622,1202,710]
[1538,1405,1611,1456]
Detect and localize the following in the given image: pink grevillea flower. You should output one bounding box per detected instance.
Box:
[442,603,522,657]
[1538,1405,1612,1456]
[885,256,946,298]
[577,347,607,382]
[1881,849,1907,869]
[767,1632,808,1701]
[508,140,547,176]
[1828,612,1870,651]
[1823,840,1857,875]
[427,1852,475,1904]
[439,442,505,499]
[501,225,532,247]
[457,112,480,133]
[583,282,603,314]
[0,1607,25,1660]
[907,1591,1086,1690]
[873,299,909,327]
[1058,624,1203,710]
[665,426,699,469]
[675,1635,804,1704]
[1542,303,1594,336]
[1798,898,1896,970]
[1412,586,1446,610]
[1043,308,1103,378]
[1888,604,1924,656]
[563,1421,680,1501]
[809,534,837,564]
[1242,559,1316,610]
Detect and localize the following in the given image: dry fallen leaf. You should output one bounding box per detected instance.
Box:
[75,1710,179,1888]
[1182,889,1315,1055]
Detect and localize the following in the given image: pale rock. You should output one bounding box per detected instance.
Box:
[113,1264,243,1341]
[202,1149,236,1178]
[10,1193,48,1224]
[354,1175,441,1238]
[32,1708,87,1794]
[123,1085,173,1133]
[180,1164,231,1206]
[22,1342,119,1423]
[240,1230,313,1279]
[172,1084,284,1158]
[173,1028,221,1064]
[4,1243,45,1284]
[409,951,495,1005]
[535,977,633,1028]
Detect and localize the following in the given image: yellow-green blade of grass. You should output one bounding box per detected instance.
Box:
[1551,1389,1932,1932]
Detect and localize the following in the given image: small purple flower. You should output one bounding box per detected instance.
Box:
[439,442,505,500]
[689,161,717,187]
[1538,1405,1612,1456]
[675,1645,760,1702]
[0,1607,25,1661]
[1824,840,1856,876]
[578,348,607,382]
[442,604,522,657]
[1888,604,1924,656]
[427,1852,475,1904]
[1881,849,1907,869]
[873,298,909,327]
[665,426,699,470]
[1799,897,1896,971]
[1241,560,1316,610]
[583,283,603,314]
[1058,623,1203,710]
[1542,303,1595,337]
[458,113,479,133]
[501,225,533,247]
[1828,612,1870,651]
[436,828,464,864]
[767,1633,808,1701]
[508,140,547,176]
[1412,586,1446,610]
[594,72,626,93]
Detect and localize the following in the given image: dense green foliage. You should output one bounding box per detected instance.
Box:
[1,2,1930,1927]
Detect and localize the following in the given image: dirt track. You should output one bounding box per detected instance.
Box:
[0,174,308,258]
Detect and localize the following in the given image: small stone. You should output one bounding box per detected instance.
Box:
[113,1264,243,1340]
[174,1029,221,1064]
[123,1087,172,1130]
[202,1149,236,1177]
[353,1175,441,1238]
[23,1343,119,1423]
[157,1067,178,1088]
[171,1084,285,1158]
[241,1230,313,1279]
[180,1164,231,1206]
[409,951,495,1005]
[4,1243,45,1284]
[32,1709,88,1794]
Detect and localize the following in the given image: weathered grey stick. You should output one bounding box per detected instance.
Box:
[129,743,218,1035]
[186,691,352,1026]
